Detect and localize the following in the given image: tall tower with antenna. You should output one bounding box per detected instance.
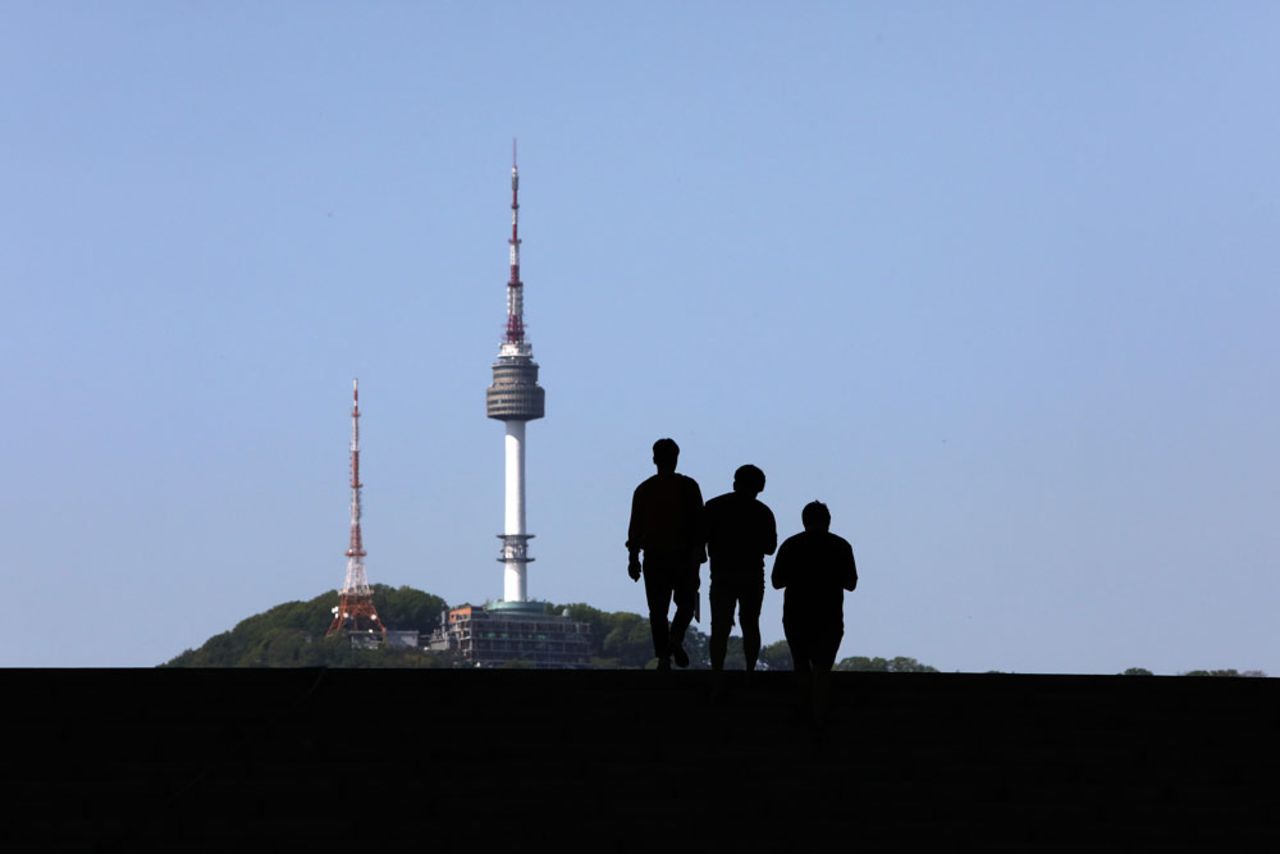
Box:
[428,144,589,666]
[485,142,546,603]
[327,379,386,639]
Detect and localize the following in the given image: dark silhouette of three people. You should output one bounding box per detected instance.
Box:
[628,438,858,721]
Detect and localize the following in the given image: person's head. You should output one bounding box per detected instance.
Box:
[732,464,766,496]
[801,501,831,533]
[652,438,679,473]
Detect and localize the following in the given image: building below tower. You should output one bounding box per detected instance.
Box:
[428,601,592,668]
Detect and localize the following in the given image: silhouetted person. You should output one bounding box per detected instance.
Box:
[771,501,857,724]
[704,464,777,675]
[627,438,706,670]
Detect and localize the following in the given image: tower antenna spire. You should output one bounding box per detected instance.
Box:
[326,378,386,640]
[505,138,525,344]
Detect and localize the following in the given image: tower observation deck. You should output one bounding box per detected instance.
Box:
[486,144,544,603]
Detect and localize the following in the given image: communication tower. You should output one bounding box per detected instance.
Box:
[485,142,546,603]
[327,379,386,639]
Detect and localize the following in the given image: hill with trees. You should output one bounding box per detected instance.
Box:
[165,585,1263,675]
[165,585,451,668]
[166,584,936,670]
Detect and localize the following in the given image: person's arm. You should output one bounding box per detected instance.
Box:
[762,506,778,557]
[689,479,707,566]
[770,539,790,589]
[842,538,858,592]
[626,487,643,580]
[701,497,716,565]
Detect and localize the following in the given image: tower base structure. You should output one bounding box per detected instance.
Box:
[326,593,387,643]
[428,601,591,668]
[499,533,533,603]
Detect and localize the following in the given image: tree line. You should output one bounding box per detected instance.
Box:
[163,585,936,670]
[163,585,1263,676]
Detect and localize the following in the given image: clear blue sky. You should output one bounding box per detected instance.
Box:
[3,3,1276,671]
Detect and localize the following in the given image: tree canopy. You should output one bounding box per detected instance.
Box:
[165,585,451,668]
[835,656,939,673]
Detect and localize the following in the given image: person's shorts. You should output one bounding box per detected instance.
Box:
[642,554,700,597]
[710,569,764,630]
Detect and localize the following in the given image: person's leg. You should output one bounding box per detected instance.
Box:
[784,622,812,721]
[642,562,673,664]
[812,631,840,671]
[784,622,811,674]
[668,563,699,664]
[811,631,842,726]
[739,573,764,672]
[708,574,735,672]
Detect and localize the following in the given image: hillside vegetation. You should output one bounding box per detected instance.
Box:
[164,586,1264,674]
[163,585,882,669]
[165,585,951,672]
[165,585,450,668]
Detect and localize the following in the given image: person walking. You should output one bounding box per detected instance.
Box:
[703,464,776,675]
[771,501,858,723]
[627,438,705,670]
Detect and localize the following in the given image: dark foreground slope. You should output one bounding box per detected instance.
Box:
[8,669,1279,850]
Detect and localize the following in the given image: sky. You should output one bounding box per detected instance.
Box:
[2,3,1276,672]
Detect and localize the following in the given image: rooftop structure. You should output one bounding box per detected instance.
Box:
[428,602,592,668]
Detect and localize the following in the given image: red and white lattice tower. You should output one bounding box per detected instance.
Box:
[326,379,386,638]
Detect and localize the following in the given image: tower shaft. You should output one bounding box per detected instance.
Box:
[345,378,367,588]
[502,422,529,602]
